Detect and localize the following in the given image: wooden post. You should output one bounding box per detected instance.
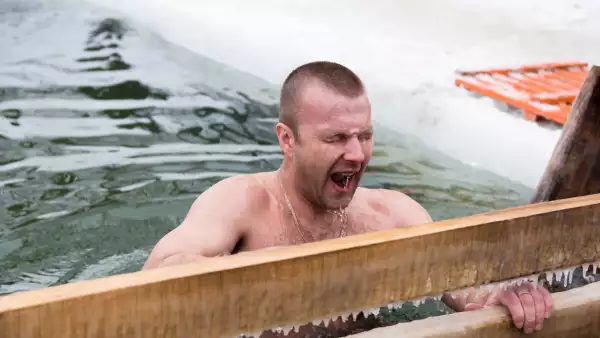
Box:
[532,65,600,203]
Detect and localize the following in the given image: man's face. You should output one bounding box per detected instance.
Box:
[285,81,373,210]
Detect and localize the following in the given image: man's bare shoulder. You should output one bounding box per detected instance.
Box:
[141,172,274,269]
[357,187,433,228]
[192,172,272,216]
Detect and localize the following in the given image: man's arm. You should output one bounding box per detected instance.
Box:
[142,175,253,270]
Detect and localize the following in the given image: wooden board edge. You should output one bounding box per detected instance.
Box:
[1,193,599,312]
[348,281,600,338]
[2,194,600,337]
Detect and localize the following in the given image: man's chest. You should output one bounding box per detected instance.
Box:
[240,205,398,251]
[240,216,303,251]
[348,208,398,234]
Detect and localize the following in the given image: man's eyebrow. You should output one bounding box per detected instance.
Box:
[354,127,374,135]
[322,127,373,137]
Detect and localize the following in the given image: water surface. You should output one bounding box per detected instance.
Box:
[0,0,532,311]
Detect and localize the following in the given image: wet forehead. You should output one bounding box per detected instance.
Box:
[296,82,372,134]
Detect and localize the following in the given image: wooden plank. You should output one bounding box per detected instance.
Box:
[532,65,600,202]
[454,62,590,125]
[456,61,588,76]
[346,63,600,338]
[350,277,600,338]
[2,194,600,338]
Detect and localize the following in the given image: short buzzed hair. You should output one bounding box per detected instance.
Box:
[279,61,365,136]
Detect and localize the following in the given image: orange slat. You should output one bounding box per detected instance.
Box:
[454,61,589,125]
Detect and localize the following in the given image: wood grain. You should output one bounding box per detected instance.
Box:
[350,278,600,338]
[532,65,600,202]
[2,194,600,338]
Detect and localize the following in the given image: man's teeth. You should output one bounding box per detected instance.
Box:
[341,173,353,187]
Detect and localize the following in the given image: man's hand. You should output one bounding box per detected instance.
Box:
[464,282,553,334]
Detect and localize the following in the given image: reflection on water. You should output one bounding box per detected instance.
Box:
[0,0,284,294]
[0,0,532,317]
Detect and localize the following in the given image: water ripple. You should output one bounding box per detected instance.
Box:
[0,0,532,297]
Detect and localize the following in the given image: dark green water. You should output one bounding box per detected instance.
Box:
[0,0,537,330]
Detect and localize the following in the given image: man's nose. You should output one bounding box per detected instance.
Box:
[343,137,365,162]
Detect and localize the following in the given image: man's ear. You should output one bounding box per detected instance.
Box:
[275,122,295,156]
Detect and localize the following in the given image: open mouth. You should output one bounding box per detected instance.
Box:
[330,172,355,191]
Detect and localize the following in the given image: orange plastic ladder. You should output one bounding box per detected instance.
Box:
[454,62,589,125]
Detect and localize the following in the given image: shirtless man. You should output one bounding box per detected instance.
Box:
[143,61,553,336]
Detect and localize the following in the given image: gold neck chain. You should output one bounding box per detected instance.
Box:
[276,171,347,243]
